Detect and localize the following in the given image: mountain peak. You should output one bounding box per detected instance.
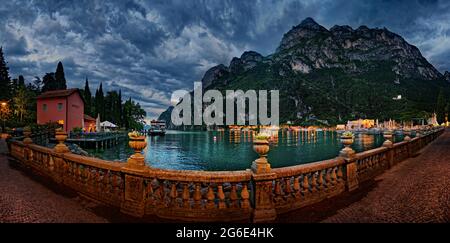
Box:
[296,17,327,31]
[277,18,329,52]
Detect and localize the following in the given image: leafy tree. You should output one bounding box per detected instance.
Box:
[123,98,146,130]
[83,78,92,116]
[436,88,446,125]
[13,85,28,122]
[55,61,67,90]
[18,75,25,87]
[41,72,56,92]
[32,76,42,93]
[0,47,11,100]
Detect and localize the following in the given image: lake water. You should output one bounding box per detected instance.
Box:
[86,130,405,171]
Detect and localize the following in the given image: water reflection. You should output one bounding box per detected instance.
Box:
[86,130,405,171]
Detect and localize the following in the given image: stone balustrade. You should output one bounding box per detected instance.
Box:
[7,127,445,222]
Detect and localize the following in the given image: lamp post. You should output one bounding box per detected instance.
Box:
[0,101,9,132]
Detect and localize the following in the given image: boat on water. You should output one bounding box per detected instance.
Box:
[148,120,166,136]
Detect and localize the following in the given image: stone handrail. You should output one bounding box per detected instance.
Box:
[7,127,445,222]
[270,158,346,214]
[354,146,390,183]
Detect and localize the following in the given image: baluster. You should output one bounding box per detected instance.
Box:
[318,170,324,191]
[331,167,337,185]
[274,179,282,196]
[77,165,82,185]
[337,165,344,182]
[302,174,310,195]
[325,168,331,188]
[170,182,178,207]
[154,180,164,206]
[193,183,202,209]
[217,184,226,209]
[182,182,190,208]
[229,183,238,208]
[284,177,292,196]
[85,167,91,190]
[114,173,121,198]
[311,172,318,193]
[293,176,300,197]
[206,184,215,209]
[240,183,250,209]
[104,170,111,194]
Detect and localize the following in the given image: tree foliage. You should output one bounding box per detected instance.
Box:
[0,47,11,100]
[436,88,446,125]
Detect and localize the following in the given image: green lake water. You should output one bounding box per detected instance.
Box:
[86,130,405,171]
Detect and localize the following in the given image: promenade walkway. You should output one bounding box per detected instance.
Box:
[0,139,108,223]
[323,130,450,223]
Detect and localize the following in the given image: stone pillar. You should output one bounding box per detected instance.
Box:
[404,130,412,158]
[126,133,147,170]
[22,126,33,144]
[251,172,277,223]
[251,139,271,173]
[54,129,70,153]
[339,133,358,191]
[120,173,146,217]
[382,130,394,167]
[251,137,277,222]
[120,132,147,217]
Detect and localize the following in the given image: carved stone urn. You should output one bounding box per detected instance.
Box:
[339,133,355,158]
[251,137,271,173]
[54,128,70,153]
[23,126,33,144]
[127,132,147,169]
[382,130,393,147]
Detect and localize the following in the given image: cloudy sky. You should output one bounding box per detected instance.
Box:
[1,0,449,119]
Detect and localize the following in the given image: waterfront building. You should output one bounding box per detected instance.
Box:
[346,119,375,129]
[37,88,94,132]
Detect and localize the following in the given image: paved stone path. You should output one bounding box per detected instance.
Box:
[323,130,450,223]
[0,139,109,223]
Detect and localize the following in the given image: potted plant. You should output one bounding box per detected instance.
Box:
[339,131,355,157]
[253,133,270,157]
[128,131,147,153]
[340,131,354,145]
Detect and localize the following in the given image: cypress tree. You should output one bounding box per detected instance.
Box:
[55,62,67,90]
[83,78,92,116]
[95,83,104,120]
[118,90,122,127]
[0,47,11,100]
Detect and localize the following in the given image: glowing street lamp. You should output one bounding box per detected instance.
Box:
[0,100,10,131]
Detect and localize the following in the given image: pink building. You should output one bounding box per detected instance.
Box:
[36,89,85,132]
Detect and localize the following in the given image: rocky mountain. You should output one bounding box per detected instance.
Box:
[445,71,450,82]
[159,18,449,126]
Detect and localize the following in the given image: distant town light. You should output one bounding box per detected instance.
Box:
[392,95,402,100]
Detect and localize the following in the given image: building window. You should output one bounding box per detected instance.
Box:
[57,103,63,111]
[43,104,47,111]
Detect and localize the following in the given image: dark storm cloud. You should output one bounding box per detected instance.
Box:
[0,0,449,119]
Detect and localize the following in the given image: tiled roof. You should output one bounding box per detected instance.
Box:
[37,88,80,99]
